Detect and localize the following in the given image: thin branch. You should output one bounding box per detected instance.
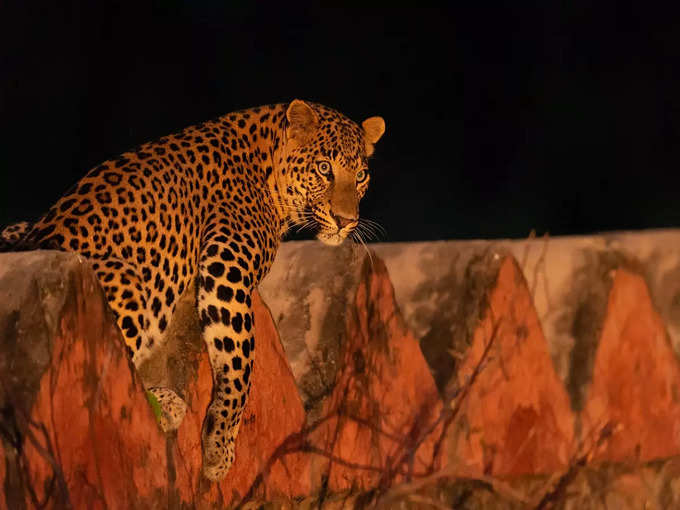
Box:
[295,443,384,473]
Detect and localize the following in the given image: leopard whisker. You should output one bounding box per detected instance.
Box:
[356,223,378,243]
[361,218,387,237]
[295,219,318,234]
[358,221,385,242]
[351,230,374,270]
[358,219,386,241]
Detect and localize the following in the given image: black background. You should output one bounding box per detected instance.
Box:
[2,3,680,242]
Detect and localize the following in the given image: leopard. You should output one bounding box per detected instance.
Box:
[0,100,385,481]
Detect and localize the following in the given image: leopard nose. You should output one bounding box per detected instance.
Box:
[333,214,357,229]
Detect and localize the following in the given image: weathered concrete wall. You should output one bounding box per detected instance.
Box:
[262,230,680,412]
[3,230,680,508]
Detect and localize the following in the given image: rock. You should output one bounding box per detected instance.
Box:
[581,269,680,462]
[308,257,444,491]
[257,242,369,420]
[448,255,575,476]
[0,251,168,510]
[373,241,510,394]
[373,230,680,392]
[259,244,445,490]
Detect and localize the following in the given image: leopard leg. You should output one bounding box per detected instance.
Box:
[92,256,188,431]
[197,233,255,481]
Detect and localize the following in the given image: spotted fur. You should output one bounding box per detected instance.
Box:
[0,221,32,251]
[9,100,385,481]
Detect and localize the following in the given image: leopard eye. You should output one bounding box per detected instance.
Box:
[356,169,368,182]
[317,161,332,175]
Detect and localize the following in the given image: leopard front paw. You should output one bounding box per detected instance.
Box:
[146,387,187,432]
[201,406,236,481]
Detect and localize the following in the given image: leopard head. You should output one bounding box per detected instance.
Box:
[276,99,385,246]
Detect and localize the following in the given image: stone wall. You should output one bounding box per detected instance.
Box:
[3,230,680,508]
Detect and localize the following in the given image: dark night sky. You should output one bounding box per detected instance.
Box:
[2,3,680,242]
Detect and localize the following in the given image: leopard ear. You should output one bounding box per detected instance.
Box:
[286,99,319,147]
[362,116,385,156]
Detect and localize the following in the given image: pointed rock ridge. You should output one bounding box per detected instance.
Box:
[0,251,168,509]
[309,255,445,491]
[559,249,637,414]
[581,269,680,462]
[450,255,575,476]
[170,289,310,507]
[256,241,370,421]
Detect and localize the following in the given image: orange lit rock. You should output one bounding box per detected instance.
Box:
[0,252,167,510]
[24,314,168,510]
[309,257,444,491]
[450,256,575,476]
[581,269,680,462]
